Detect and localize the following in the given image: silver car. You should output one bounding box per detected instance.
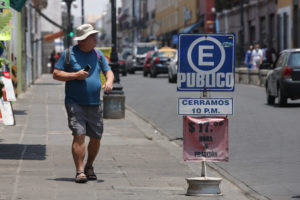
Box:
[265,49,300,106]
[167,50,178,83]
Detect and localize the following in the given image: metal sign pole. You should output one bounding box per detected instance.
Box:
[200,160,207,177]
[186,90,223,196]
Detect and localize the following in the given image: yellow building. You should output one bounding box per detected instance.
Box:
[155,0,198,45]
[277,0,300,49]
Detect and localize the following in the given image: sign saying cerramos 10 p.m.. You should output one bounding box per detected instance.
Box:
[177,34,235,91]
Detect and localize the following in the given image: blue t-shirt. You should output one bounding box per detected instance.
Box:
[55,45,111,105]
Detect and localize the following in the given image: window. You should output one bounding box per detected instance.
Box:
[283,12,288,49]
[275,54,285,68]
[259,17,266,45]
[269,14,275,47]
[288,52,300,67]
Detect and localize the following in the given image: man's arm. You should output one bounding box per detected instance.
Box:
[53,68,89,82]
[102,70,114,93]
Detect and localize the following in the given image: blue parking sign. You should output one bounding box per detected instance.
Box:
[177,34,235,91]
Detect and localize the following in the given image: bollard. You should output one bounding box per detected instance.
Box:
[103,92,125,119]
[249,68,260,86]
[239,67,249,84]
[259,69,270,87]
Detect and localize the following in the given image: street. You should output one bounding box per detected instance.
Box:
[120,72,300,200]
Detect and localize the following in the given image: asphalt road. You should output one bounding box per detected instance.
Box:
[120,72,300,200]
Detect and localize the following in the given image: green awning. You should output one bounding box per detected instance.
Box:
[10,0,27,12]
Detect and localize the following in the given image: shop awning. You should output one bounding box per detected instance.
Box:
[182,21,201,33]
[10,0,26,12]
[118,8,129,21]
[44,31,64,42]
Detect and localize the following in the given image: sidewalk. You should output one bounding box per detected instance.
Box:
[0,74,255,200]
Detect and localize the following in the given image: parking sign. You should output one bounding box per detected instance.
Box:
[177,34,235,91]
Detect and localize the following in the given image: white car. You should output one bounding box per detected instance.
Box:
[167,50,178,83]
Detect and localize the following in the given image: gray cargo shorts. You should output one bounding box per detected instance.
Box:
[65,103,103,139]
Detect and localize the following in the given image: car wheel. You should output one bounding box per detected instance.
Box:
[278,88,287,106]
[122,71,127,76]
[143,71,148,77]
[168,71,172,82]
[266,88,275,105]
[150,67,157,78]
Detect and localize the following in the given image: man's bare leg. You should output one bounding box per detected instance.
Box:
[85,137,100,179]
[86,137,100,166]
[72,134,86,175]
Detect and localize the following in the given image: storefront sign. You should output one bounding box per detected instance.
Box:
[1,72,16,101]
[0,0,9,9]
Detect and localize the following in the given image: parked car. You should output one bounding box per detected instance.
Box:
[118,53,128,76]
[265,49,300,106]
[150,47,176,78]
[167,50,178,83]
[127,42,158,74]
[143,50,155,77]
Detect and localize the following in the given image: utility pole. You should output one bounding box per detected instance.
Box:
[81,0,84,24]
[103,0,125,119]
[240,0,244,64]
[63,0,75,48]
[110,0,119,83]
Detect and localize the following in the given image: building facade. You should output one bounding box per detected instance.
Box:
[117,0,216,48]
[216,0,277,64]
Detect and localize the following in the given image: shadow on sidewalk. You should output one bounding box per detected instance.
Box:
[13,110,27,115]
[34,83,63,86]
[48,178,74,182]
[0,144,46,160]
[47,178,104,183]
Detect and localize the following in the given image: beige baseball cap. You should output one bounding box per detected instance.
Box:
[73,24,99,41]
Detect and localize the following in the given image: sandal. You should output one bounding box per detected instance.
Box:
[84,166,97,180]
[75,171,88,183]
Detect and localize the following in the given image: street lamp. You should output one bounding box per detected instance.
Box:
[109,0,121,87]
[81,0,85,24]
[103,0,125,119]
[62,0,75,48]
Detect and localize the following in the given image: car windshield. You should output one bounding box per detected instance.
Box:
[121,51,131,60]
[158,51,176,58]
[137,46,155,54]
[288,52,300,67]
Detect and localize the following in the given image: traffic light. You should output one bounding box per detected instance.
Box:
[68,31,74,38]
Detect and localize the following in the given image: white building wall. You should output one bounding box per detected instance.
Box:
[41,0,62,33]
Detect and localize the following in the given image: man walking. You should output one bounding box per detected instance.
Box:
[53,24,114,183]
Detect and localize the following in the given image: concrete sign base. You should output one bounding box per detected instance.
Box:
[186,177,222,196]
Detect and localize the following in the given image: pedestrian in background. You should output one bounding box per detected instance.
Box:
[53,24,114,183]
[251,44,263,69]
[244,44,253,69]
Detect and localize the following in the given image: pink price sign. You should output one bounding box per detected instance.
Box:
[183,116,229,162]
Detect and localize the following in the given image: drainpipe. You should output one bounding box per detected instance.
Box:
[17,12,22,96]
